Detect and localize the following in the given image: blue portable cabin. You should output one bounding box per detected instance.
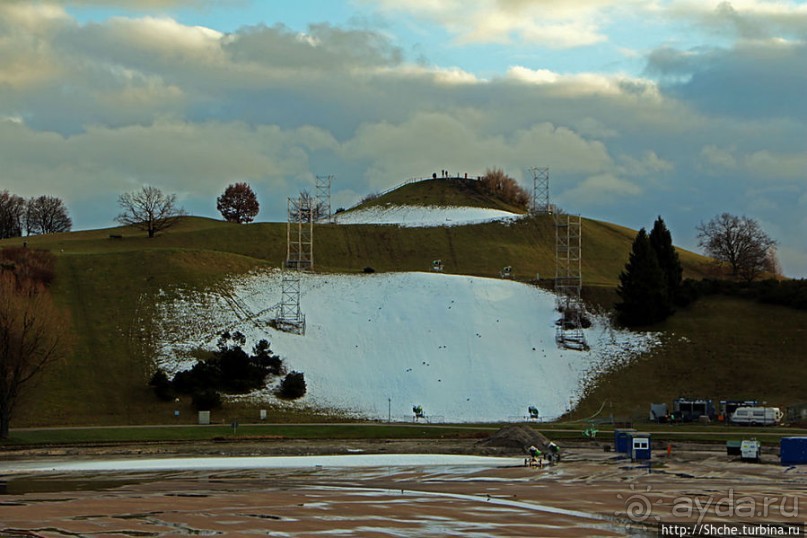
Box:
[614,428,636,453]
[630,432,652,461]
[780,437,807,465]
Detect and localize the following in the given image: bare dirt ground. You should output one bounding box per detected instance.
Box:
[1,439,805,537]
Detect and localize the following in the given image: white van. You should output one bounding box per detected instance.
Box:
[730,407,782,426]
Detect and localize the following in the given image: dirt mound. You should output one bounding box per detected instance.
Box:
[476,424,551,454]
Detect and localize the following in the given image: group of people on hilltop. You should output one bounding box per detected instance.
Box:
[431,170,470,179]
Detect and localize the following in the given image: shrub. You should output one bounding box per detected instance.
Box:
[363,266,376,273]
[277,371,306,400]
[192,389,222,411]
[149,369,174,401]
[477,168,530,209]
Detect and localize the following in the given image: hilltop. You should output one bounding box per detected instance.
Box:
[2,177,803,427]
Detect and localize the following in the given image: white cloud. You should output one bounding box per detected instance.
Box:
[561,173,643,206]
[700,145,738,171]
[745,150,807,180]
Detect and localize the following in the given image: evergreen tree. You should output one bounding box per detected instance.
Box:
[649,216,683,305]
[615,228,671,327]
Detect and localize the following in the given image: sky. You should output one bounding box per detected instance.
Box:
[1,0,805,275]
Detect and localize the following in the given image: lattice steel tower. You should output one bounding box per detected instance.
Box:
[315,175,333,223]
[530,167,551,215]
[554,212,588,350]
[276,194,314,335]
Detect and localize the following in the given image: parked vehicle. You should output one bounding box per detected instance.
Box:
[730,406,782,426]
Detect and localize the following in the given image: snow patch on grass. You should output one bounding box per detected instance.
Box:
[154,271,660,422]
[334,205,526,227]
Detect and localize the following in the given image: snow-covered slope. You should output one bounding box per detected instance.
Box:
[155,272,659,422]
[334,205,526,227]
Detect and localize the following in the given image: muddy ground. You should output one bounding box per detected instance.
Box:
[0,439,805,537]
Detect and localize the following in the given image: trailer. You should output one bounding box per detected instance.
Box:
[730,407,782,426]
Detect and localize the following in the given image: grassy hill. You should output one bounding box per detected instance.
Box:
[3,178,798,428]
[350,177,528,214]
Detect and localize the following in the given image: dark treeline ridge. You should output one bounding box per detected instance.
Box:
[683,278,807,311]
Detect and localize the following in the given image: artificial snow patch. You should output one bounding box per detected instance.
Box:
[334,205,526,227]
[154,271,660,422]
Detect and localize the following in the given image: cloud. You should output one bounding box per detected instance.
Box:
[649,40,807,121]
[360,0,622,48]
[560,173,643,206]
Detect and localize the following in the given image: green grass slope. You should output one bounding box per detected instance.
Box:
[0,179,744,429]
[574,295,807,421]
[350,177,528,214]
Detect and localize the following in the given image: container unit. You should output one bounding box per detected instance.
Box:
[614,428,636,454]
[780,437,807,465]
[673,398,716,422]
[630,432,652,461]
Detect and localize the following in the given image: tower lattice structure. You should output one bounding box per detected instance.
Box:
[276,194,314,335]
[554,212,588,350]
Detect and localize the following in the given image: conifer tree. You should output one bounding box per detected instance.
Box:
[649,216,683,305]
[615,228,671,327]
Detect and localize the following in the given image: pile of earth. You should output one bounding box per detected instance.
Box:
[475,424,551,455]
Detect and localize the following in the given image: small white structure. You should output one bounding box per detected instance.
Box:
[730,407,782,426]
[198,410,211,425]
[740,439,761,462]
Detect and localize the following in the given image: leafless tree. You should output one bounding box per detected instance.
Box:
[0,272,72,439]
[25,195,72,235]
[0,190,26,239]
[478,168,531,209]
[696,213,777,282]
[293,190,325,222]
[116,186,186,238]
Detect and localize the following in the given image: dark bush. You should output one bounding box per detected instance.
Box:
[192,389,222,411]
[168,332,287,399]
[363,266,375,273]
[149,369,174,401]
[277,371,306,400]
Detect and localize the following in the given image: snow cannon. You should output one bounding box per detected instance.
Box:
[413,405,425,421]
[431,260,443,272]
[528,406,539,420]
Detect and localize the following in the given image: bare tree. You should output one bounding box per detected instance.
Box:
[0,190,26,239]
[478,168,531,209]
[0,272,72,439]
[116,186,186,238]
[696,213,777,282]
[217,182,260,224]
[25,195,72,235]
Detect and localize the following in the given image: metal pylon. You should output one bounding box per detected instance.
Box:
[530,167,550,215]
[554,213,588,350]
[276,195,314,335]
[315,175,333,223]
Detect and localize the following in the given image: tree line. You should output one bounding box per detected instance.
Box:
[616,213,779,327]
[0,191,72,239]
